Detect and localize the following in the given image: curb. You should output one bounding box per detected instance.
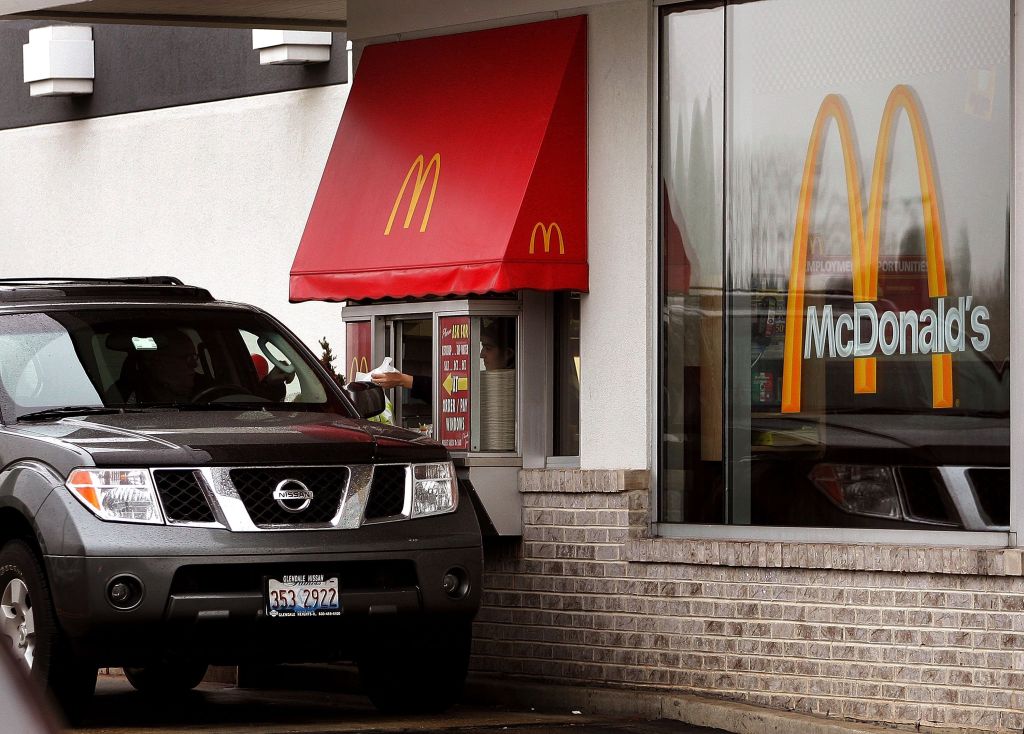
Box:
[461,674,897,734]
[232,664,896,734]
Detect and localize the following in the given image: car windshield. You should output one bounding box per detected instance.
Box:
[0,307,349,420]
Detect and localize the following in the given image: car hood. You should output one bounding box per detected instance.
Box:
[749,412,1008,466]
[11,410,447,467]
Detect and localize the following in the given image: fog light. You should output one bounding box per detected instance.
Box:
[441,567,468,599]
[106,575,143,610]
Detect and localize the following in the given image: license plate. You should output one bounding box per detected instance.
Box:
[265,574,341,618]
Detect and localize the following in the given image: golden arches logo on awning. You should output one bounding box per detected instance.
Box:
[529,222,565,255]
[781,85,950,414]
[384,153,441,236]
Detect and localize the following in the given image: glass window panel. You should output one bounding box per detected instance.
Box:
[345,321,372,383]
[478,316,517,452]
[659,0,1011,530]
[554,292,581,456]
[397,318,433,432]
[660,5,726,523]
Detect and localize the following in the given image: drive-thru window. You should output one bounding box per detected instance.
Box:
[289,18,588,536]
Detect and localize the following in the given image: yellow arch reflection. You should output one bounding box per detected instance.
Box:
[781,85,951,414]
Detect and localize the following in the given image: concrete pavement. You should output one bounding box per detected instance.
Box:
[234,664,903,734]
[461,673,900,734]
[70,675,729,734]
[72,665,904,734]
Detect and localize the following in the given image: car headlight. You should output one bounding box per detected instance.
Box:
[65,468,164,524]
[809,464,900,519]
[411,462,457,517]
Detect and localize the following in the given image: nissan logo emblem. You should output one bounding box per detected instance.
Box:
[272,479,314,513]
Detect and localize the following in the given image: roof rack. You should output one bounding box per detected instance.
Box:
[0,277,215,304]
[0,276,185,286]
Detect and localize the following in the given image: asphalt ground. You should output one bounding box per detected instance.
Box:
[68,676,729,734]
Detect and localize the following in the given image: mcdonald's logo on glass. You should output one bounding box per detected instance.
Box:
[385,153,441,236]
[529,222,565,255]
[781,85,991,415]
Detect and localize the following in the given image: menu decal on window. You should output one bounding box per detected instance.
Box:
[438,316,470,449]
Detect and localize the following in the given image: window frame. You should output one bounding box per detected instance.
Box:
[650,0,1021,548]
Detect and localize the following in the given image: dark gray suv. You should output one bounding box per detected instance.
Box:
[0,278,482,718]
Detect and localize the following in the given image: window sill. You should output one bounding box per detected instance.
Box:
[544,455,581,469]
[633,532,1023,577]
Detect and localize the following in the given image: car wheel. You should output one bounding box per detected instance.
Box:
[123,661,209,694]
[0,539,97,719]
[356,617,472,714]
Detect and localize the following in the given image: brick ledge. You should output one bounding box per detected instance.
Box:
[626,538,1024,577]
[520,469,650,493]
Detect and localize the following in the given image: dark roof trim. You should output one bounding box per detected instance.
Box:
[6,10,345,30]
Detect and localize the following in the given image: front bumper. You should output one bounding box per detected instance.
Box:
[47,546,481,665]
[39,487,483,665]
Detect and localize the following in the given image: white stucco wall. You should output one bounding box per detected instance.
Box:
[0,86,347,361]
[0,1,655,469]
[578,2,651,469]
[349,0,654,469]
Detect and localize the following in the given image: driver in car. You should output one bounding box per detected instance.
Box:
[135,329,203,403]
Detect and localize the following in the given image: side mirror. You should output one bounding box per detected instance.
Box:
[343,381,386,419]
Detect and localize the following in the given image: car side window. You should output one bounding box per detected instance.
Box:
[240,329,313,403]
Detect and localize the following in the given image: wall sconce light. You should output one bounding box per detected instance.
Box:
[252,30,332,65]
[23,25,94,97]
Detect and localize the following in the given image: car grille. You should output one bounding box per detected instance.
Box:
[229,467,350,527]
[153,470,216,524]
[364,465,408,520]
[897,467,957,525]
[967,468,1010,526]
[169,559,417,595]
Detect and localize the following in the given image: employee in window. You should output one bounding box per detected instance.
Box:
[369,320,515,394]
[480,320,515,371]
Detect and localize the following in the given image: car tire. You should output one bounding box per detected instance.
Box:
[0,539,97,720]
[123,661,209,694]
[356,617,472,714]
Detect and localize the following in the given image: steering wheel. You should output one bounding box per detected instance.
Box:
[191,383,252,403]
[257,337,296,375]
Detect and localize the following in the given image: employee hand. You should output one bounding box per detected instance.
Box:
[370,371,414,390]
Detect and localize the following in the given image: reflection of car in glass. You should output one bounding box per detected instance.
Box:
[747,410,1009,530]
[663,289,1009,529]
[0,278,482,719]
[745,288,1007,528]
[746,290,1009,530]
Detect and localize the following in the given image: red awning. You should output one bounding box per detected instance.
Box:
[290,16,587,302]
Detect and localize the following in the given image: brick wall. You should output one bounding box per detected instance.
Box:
[471,470,1024,733]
